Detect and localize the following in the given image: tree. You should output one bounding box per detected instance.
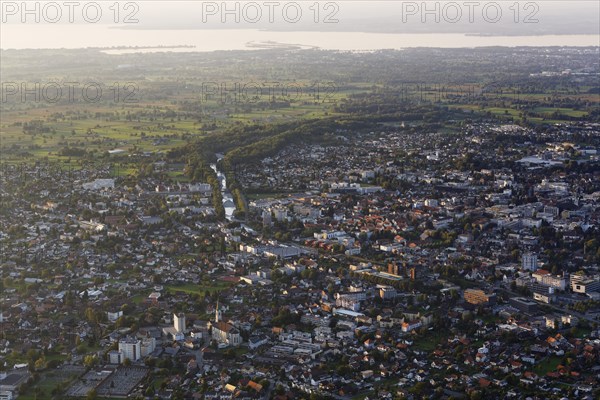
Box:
[83,355,97,368]
[85,307,97,323]
[34,357,46,370]
[259,378,270,389]
[470,390,484,400]
[409,381,427,395]
[86,388,97,400]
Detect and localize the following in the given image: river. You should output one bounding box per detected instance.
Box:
[210,154,236,221]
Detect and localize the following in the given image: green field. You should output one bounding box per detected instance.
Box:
[534,355,563,376]
[246,191,293,200]
[412,331,447,351]
[3,80,597,166]
[18,367,83,400]
[165,281,233,296]
[533,107,589,118]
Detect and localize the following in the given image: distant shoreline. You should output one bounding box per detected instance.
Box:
[98,45,195,50]
[113,25,599,37]
[1,26,598,52]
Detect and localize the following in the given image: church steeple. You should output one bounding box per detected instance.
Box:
[215,301,221,323]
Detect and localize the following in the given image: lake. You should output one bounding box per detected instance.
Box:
[1,25,598,52]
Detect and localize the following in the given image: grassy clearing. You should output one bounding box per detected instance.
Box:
[165,281,233,296]
[533,107,588,118]
[412,331,447,352]
[246,192,292,200]
[131,292,151,304]
[534,355,563,376]
[18,367,82,400]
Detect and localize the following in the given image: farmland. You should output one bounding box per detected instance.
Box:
[2,47,598,167]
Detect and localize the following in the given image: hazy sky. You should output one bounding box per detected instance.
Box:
[2,1,599,30]
[101,1,600,34]
[1,1,598,49]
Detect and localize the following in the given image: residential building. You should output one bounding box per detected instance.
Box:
[119,337,141,362]
[174,313,186,333]
[522,253,538,271]
[401,320,422,332]
[532,270,567,291]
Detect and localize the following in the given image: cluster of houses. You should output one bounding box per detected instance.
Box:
[0,121,599,399]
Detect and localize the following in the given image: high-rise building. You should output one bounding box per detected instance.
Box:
[262,210,272,227]
[522,253,538,271]
[140,337,156,357]
[118,337,141,362]
[174,313,186,333]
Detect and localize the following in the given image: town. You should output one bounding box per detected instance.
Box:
[1,115,599,400]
